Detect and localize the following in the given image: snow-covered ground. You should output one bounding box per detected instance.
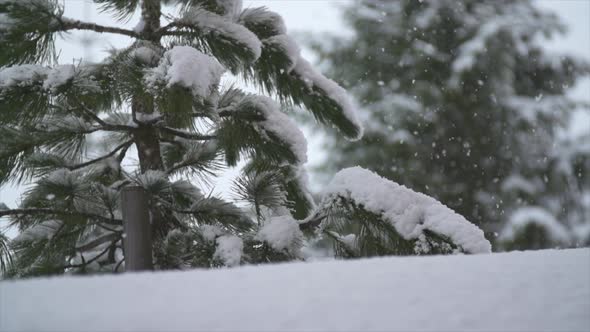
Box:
[1,249,589,332]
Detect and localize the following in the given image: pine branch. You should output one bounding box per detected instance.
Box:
[63,244,112,269]
[61,19,139,39]
[299,211,325,232]
[67,102,135,132]
[68,140,133,171]
[116,142,131,164]
[159,126,216,140]
[0,209,122,226]
[75,232,121,252]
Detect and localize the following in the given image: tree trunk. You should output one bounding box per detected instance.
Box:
[132,98,164,172]
[130,0,170,245]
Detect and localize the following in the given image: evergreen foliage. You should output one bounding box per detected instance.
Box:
[0,0,489,278]
[308,0,590,249]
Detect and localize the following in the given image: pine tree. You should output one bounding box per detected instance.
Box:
[0,0,490,278]
[308,0,590,248]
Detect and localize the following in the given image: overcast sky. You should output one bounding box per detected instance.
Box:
[1,0,589,215]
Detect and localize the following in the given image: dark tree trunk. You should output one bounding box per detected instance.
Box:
[130,0,171,246]
[132,97,164,172]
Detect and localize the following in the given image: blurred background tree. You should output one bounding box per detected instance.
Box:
[307,0,590,249]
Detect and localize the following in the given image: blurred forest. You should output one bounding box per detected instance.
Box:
[307,0,590,250]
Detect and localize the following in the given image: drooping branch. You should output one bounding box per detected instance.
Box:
[0,209,122,226]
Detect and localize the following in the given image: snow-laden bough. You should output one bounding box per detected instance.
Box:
[311,167,491,255]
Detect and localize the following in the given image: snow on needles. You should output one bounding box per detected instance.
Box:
[200,224,224,243]
[146,46,225,98]
[294,58,363,140]
[0,64,75,92]
[179,7,262,61]
[256,215,303,253]
[323,167,491,254]
[43,65,75,92]
[214,235,243,267]
[266,32,363,141]
[242,95,308,164]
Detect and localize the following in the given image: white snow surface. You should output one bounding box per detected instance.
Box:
[500,206,571,243]
[1,249,588,332]
[146,46,224,98]
[256,215,303,253]
[323,167,491,254]
[214,234,243,267]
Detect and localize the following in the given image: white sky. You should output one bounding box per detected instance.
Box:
[1,0,589,216]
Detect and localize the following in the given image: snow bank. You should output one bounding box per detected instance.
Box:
[323,167,491,254]
[1,249,588,331]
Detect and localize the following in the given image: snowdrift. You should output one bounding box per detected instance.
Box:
[1,249,589,332]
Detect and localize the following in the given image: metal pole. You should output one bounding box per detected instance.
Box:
[121,186,153,271]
